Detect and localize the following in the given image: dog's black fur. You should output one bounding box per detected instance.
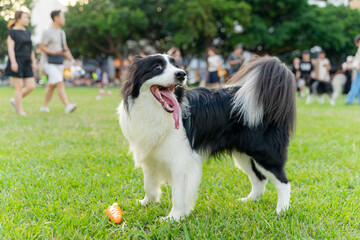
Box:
[120,55,297,217]
[175,85,292,183]
[123,56,297,184]
[309,79,333,96]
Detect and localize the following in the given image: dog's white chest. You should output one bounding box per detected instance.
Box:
[118,96,176,162]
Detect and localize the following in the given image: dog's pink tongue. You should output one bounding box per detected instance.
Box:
[160,90,180,129]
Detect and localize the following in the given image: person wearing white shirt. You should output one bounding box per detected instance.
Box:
[306,51,334,105]
[206,47,222,89]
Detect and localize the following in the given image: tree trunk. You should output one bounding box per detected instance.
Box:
[204,36,212,52]
[89,34,123,59]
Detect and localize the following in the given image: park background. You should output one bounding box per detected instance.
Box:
[0,0,360,239]
[2,0,360,81]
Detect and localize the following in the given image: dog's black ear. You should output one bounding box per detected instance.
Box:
[122,58,141,111]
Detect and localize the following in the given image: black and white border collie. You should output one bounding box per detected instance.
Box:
[306,80,335,106]
[118,54,296,221]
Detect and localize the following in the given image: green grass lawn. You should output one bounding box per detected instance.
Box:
[0,86,359,239]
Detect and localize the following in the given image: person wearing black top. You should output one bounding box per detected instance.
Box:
[6,11,37,116]
[299,50,314,98]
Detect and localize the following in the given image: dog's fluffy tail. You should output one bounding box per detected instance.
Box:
[227,57,296,136]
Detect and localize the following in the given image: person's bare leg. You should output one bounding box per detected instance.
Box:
[300,87,305,98]
[210,83,221,89]
[13,78,25,115]
[56,81,70,106]
[199,80,206,87]
[22,77,36,98]
[43,84,56,108]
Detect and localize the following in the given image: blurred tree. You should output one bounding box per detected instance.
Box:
[0,0,34,60]
[0,0,33,19]
[64,0,360,64]
[0,17,8,60]
[65,0,251,58]
[65,0,151,59]
[239,0,310,55]
[238,0,360,63]
[164,0,251,54]
[301,5,360,64]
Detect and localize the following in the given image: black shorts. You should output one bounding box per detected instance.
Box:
[208,71,220,84]
[5,57,34,79]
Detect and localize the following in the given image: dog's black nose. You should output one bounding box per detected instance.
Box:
[175,71,186,82]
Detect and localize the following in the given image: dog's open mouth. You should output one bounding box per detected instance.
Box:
[150,85,180,129]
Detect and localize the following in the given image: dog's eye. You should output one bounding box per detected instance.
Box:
[154,65,162,71]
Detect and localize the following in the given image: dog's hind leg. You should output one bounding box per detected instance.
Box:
[233,152,267,202]
[254,163,290,214]
[138,166,162,206]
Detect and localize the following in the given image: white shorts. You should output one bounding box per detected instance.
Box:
[44,63,64,85]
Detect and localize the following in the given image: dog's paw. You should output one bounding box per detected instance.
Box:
[159,210,186,222]
[238,190,264,202]
[238,194,259,202]
[276,204,289,215]
[137,199,148,207]
[238,197,251,202]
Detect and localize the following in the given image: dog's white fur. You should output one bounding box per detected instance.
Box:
[118,54,291,221]
[118,55,202,220]
[231,69,264,128]
[332,73,347,99]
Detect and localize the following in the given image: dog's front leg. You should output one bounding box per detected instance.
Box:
[138,168,161,206]
[161,176,187,221]
[161,160,202,222]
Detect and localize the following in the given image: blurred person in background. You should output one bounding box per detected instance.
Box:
[205,47,222,88]
[102,69,109,88]
[227,44,244,77]
[346,35,360,105]
[186,56,208,85]
[95,70,111,101]
[39,10,77,114]
[95,66,102,86]
[307,51,333,105]
[342,56,353,94]
[186,56,200,85]
[120,53,135,83]
[331,57,349,100]
[291,57,300,89]
[313,51,331,83]
[6,11,37,116]
[299,50,313,98]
